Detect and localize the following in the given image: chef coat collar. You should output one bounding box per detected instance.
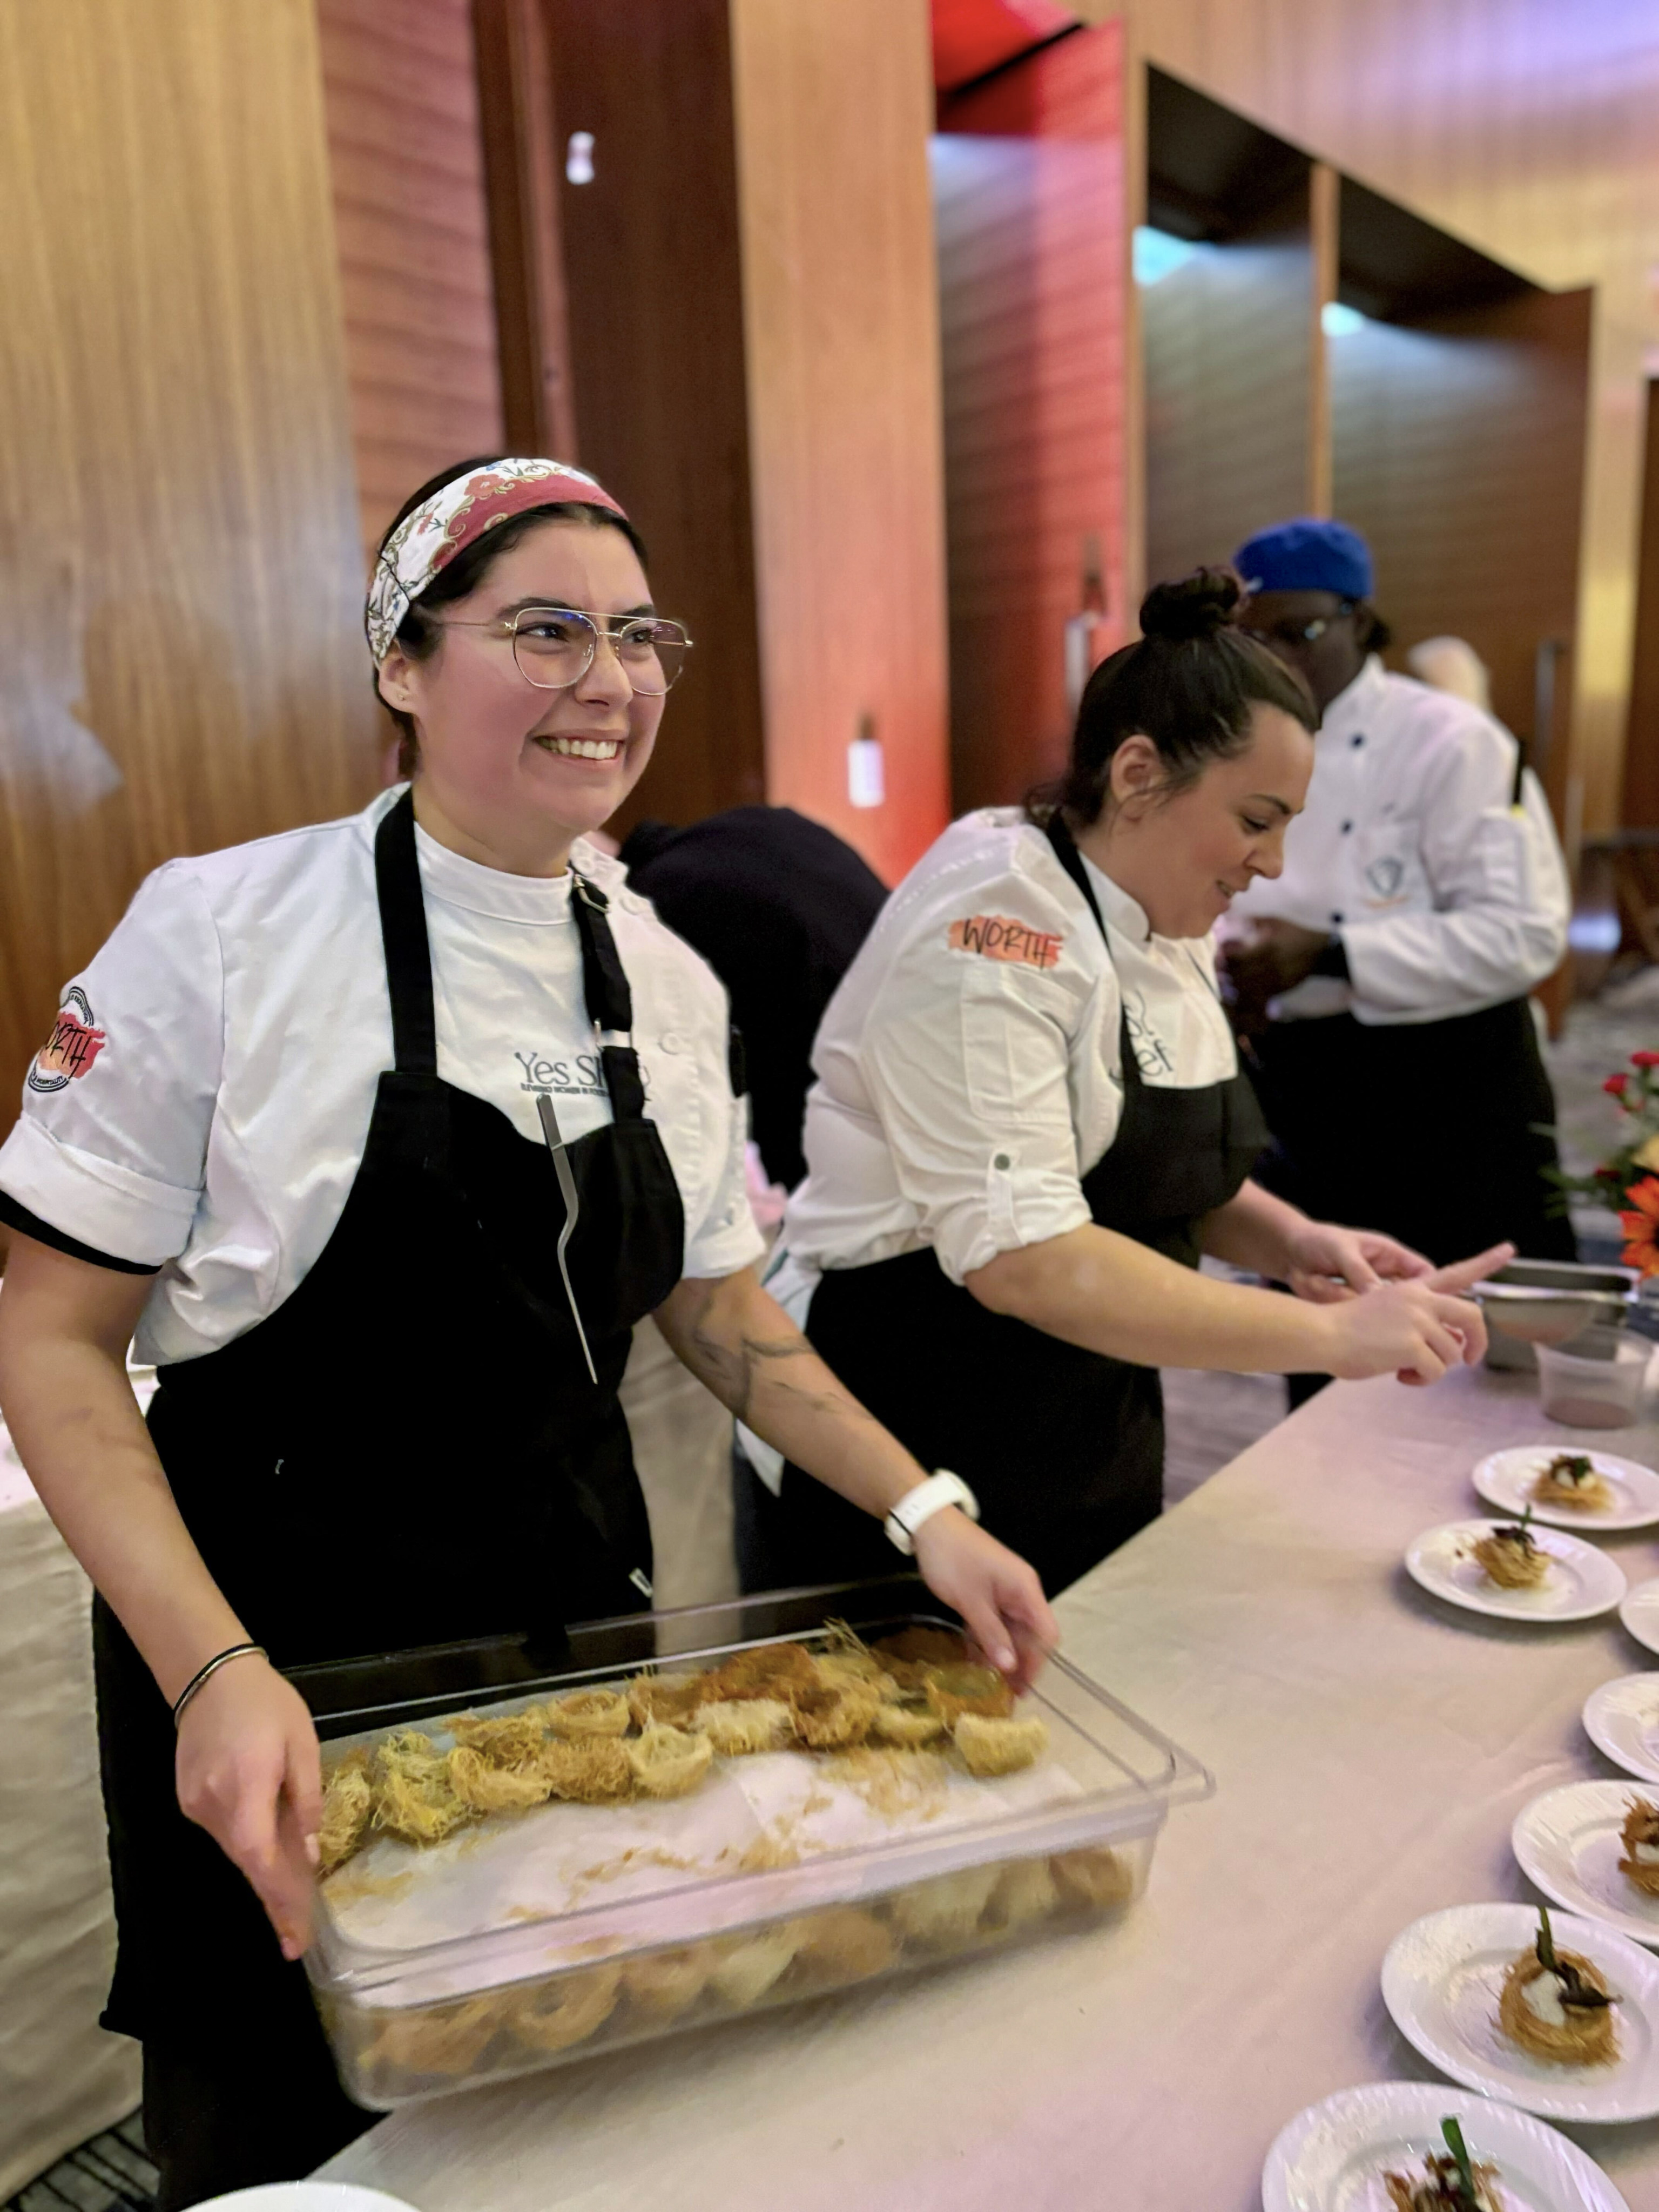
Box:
[1318,653,1387,735]
[413,819,581,926]
[1076,847,1152,945]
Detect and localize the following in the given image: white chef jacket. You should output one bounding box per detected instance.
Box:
[781,808,1239,1289]
[0,787,763,1367]
[1224,656,1569,1026]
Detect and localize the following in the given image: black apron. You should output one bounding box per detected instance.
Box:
[94,790,686,2046]
[1247,998,1576,1268]
[742,817,1269,1600]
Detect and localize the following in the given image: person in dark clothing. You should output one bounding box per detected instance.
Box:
[620,807,889,1189]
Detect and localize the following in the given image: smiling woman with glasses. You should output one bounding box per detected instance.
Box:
[0,454,1055,2203]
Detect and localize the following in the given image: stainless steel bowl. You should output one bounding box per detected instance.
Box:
[1473,1259,1639,1371]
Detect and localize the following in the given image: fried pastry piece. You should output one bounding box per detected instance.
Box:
[622,1943,715,2019]
[447,1744,554,1815]
[982,1854,1061,1934]
[1472,1519,1549,1590]
[953,1712,1048,1777]
[814,1650,900,1700]
[874,1627,967,1669]
[535,1738,636,1804]
[446,1709,548,1763]
[628,1722,715,1799]
[365,1994,502,2079]
[318,1761,375,1877]
[625,1671,710,1728]
[1497,1908,1619,2065]
[707,1925,802,2008]
[693,1698,794,1755]
[544,1687,632,1739]
[1620,1795,1659,1896]
[508,1963,622,2052]
[1050,1846,1135,1911]
[886,1865,1000,1951]
[371,1732,475,1845]
[868,1703,946,1748]
[1532,1451,1613,1513]
[707,1642,820,1703]
[791,1906,898,1987]
[791,1682,880,1750]
[924,1664,1016,1725]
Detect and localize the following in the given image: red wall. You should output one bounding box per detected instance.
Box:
[933,21,1129,812]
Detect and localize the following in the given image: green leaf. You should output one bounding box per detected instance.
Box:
[1440,2116,1479,2207]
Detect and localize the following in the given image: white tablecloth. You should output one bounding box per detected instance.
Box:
[0,1431,139,2197]
[323,1365,1659,2210]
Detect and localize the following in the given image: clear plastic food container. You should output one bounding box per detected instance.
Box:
[1535,1325,1651,1428]
[294,1580,1211,2109]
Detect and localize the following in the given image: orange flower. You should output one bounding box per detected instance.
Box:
[1621,1176,1659,1277]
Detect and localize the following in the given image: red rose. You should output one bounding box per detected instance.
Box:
[1606,1073,1630,1095]
[1634,1051,1659,1068]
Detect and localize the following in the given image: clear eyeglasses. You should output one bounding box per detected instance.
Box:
[435,607,693,695]
[1239,601,1358,650]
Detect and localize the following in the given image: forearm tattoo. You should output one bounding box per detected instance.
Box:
[673,1284,876,1435]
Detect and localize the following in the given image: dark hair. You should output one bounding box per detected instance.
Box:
[1032,569,1316,828]
[373,455,650,777]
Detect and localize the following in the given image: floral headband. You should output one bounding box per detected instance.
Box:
[365,457,628,663]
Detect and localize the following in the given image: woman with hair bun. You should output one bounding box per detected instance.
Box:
[739,570,1506,1600]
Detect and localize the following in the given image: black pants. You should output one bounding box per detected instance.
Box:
[140,1981,373,2210]
[1249,999,1576,1268]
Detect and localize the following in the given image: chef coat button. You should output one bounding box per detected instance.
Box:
[993,1152,1012,1170]
[1351,733,1365,748]
[660,1031,684,1054]
[1330,911,1344,925]
[1340,819,1353,834]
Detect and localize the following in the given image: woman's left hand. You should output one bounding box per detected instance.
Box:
[911,1508,1059,1693]
[1283,1220,1436,1303]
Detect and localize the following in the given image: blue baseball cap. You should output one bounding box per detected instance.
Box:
[1233,517,1374,601]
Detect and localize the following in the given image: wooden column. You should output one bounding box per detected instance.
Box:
[1307,159,1338,517]
[0,0,373,1125]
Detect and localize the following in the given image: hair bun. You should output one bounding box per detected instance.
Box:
[1138,568,1242,643]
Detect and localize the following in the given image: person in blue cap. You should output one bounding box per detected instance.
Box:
[1219,516,1575,1347]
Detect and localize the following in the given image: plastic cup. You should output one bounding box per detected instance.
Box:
[1534,1325,1651,1429]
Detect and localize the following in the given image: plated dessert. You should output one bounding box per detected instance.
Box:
[1472,1511,1549,1591]
[1533,1452,1615,1512]
[1496,1906,1620,2067]
[1404,1520,1626,1623]
[1474,1445,1659,1533]
[1384,2116,1502,2210]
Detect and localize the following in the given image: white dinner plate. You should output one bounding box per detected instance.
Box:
[1474,1445,1659,1533]
[1381,1902,1659,2121]
[1262,2079,1629,2211]
[1405,1519,1627,1623]
[1620,1577,1659,1658]
[1513,1779,1659,1949]
[193,2189,417,2211]
[1585,1673,1659,1785]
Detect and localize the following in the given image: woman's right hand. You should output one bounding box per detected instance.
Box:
[175,1655,322,1960]
[1314,1279,1487,1385]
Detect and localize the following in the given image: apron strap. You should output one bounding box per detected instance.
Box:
[375,790,439,1075]
[1043,812,1109,942]
[569,872,648,1124]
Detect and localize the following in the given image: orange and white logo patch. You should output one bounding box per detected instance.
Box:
[947,914,1064,970]
[27,987,106,1094]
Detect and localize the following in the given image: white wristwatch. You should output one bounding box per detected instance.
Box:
[884,1471,980,1555]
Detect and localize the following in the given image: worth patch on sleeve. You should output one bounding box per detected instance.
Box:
[947,914,1064,969]
[26,987,106,1093]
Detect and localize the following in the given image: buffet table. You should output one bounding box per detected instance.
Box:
[323,1364,1659,2211]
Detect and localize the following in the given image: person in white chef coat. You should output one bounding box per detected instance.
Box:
[736,571,1500,1604]
[1219,517,1575,1277]
[0,455,1055,2206]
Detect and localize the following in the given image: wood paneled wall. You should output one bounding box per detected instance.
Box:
[934,22,1130,812]
[730,0,952,880]
[1332,287,1591,817]
[316,0,505,562]
[0,0,374,1128]
[1116,0,1659,836]
[542,0,767,836]
[1624,380,1659,830]
[1142,199,1314,585]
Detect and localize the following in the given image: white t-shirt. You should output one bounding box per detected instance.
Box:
[781,808,1239,1289]
[0,787,763,1366]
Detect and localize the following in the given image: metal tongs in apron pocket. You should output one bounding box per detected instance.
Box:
[536,1091,598,1385]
